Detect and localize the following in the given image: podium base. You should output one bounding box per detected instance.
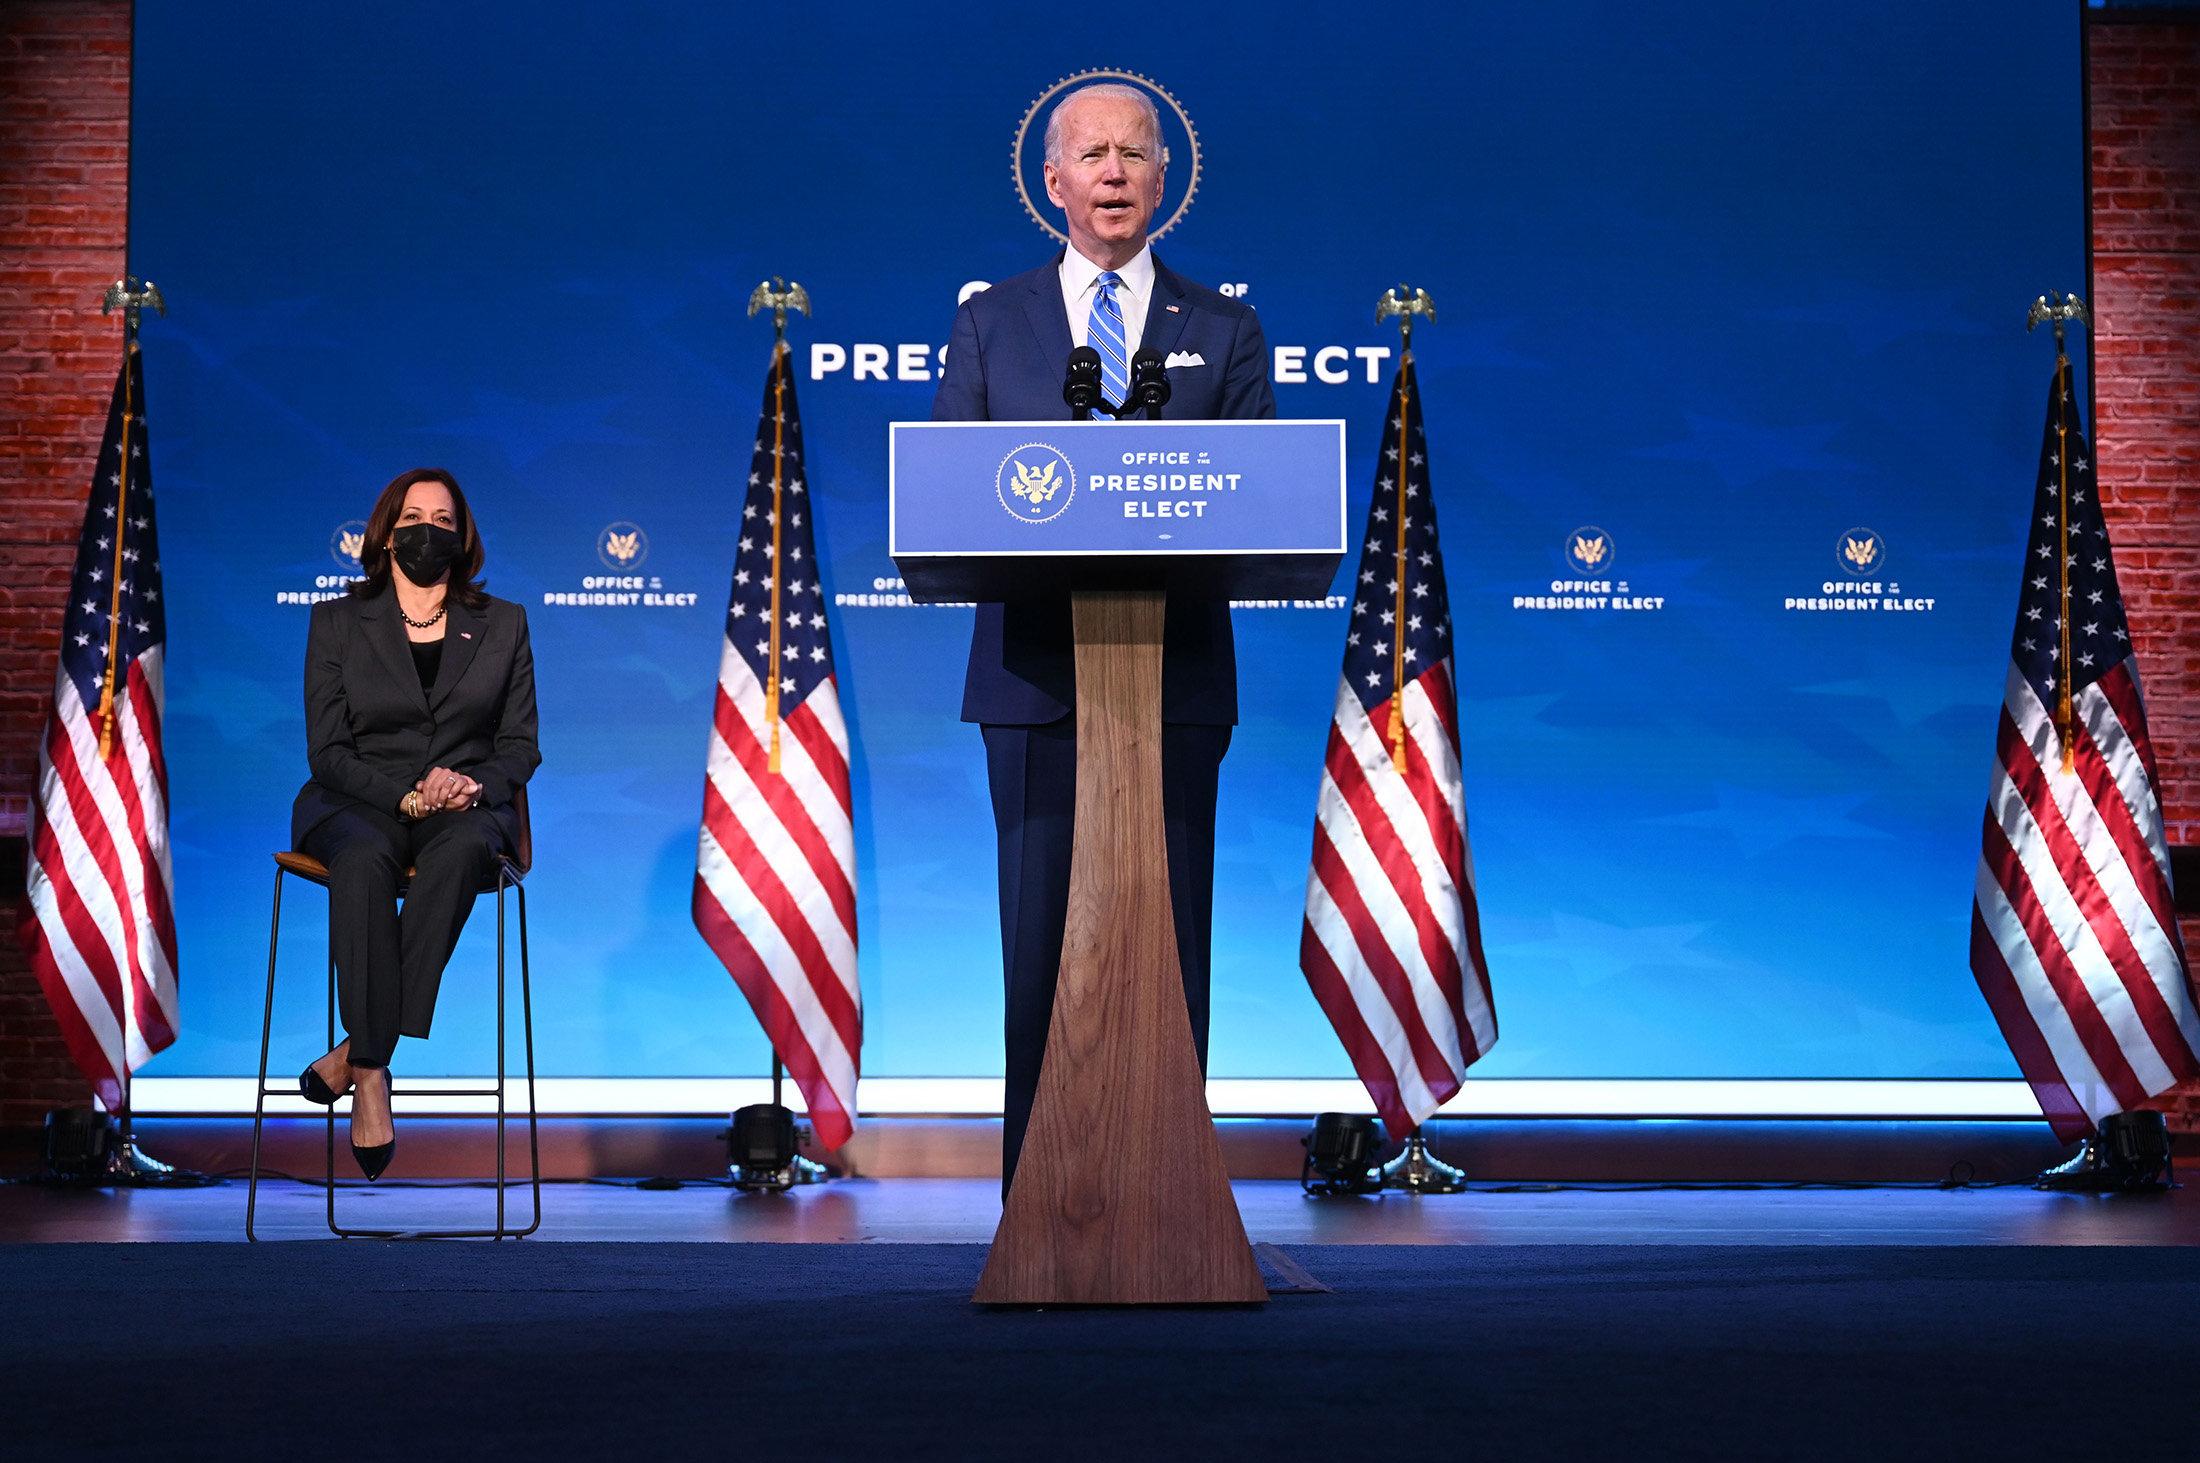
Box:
[972,591,1266,1306]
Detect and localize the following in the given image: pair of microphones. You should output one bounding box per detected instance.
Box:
[1063,345,1171,421]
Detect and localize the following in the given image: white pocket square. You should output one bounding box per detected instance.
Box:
[1164,350,1206,369]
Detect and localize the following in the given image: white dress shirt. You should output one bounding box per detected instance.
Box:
[1059,243,1154,358]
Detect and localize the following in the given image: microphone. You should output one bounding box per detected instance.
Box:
[1129,348,1171,420]
[1063,346,1105,420]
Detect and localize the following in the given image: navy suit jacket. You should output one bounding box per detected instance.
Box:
[291,586,541,849]
[931,253,1275,726]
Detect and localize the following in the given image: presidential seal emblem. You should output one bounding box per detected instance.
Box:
[996,444,1076,524]
[330,520,368,572]
[597,521,650,570]
[1565,526,1615,576]
[1835,527,1885,578]
[1013,70,1200,246]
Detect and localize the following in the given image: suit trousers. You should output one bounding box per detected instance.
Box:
[300,802,512,1068]
[982,718,1230,1194]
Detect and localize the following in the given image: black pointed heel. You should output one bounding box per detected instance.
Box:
[299,1064,351,1105]
[351,1068,394,1181]
[351,1137,395,1182]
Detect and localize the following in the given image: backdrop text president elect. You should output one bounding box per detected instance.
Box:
[930,82,1275,1190]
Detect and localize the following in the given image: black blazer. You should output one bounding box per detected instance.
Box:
[931,253,1277,726]
[291,585,541,848]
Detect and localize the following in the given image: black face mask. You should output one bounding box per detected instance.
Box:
[390,523,465,587]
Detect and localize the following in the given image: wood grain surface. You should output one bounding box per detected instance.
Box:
[973,592,1266,1305]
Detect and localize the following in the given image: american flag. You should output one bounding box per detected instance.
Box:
[691,341,861,1149]
[24,344,179,1112]
[1299,355,1496,1138]
[1970,356,2200,1143]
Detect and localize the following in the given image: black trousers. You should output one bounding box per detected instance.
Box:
[982,718,1230,1193]
[300,803,512,1068]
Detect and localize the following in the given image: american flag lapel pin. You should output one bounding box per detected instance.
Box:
[1166,304,1181,312]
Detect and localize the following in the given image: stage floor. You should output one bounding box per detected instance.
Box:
[5,1175,2197,1245]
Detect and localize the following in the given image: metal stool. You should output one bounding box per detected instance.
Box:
[247,787,539,1240]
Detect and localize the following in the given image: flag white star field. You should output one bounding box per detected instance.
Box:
[1299,355,1496,1137]
[692,342,861,1148]
[1970,358,2200,1142]
[26,345,179,1111]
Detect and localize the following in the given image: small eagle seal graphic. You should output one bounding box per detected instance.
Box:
[603,530,641,564]
[1843,535,1878,570]
[1010,458,1060,504]
[1572,533,1608,568]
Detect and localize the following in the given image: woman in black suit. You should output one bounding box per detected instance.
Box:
[293,467,540,1178]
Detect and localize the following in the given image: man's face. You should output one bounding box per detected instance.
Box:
[1043,94,1164,264]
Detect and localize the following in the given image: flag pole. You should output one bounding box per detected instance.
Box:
[1368,286,1470,1196]
[732,278,830,1189]
[88,277,204,1187]
[1373,286,1436,775]
[746,278,812,776]
[2026,291,2090,774]
[93,278,162,762]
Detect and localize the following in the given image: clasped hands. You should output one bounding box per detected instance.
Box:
[402,766,482,820]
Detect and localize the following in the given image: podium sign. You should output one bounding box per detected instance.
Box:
[890,419,1346,601]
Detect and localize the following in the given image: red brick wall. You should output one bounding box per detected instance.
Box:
[2092,19,2200,1133]
[0,0,131,1128]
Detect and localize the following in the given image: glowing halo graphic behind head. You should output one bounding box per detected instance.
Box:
[1013,70,1201,247]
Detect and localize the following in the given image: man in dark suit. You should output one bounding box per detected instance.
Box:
[931,82,1275,1188]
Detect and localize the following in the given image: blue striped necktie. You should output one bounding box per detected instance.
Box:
[1090,271,1129,412]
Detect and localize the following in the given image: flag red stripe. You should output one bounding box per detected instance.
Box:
[1417,659,1460,751]
[39,722,134,1017]
[1308,819,1461,1094]
[46,717,139,947]
[2095,661,2165,801]
[1299,917,1416,1137]
[111,672,177,1045]
[700,775,861,1052]
[1397,686,1494,1022]
[21,910,124,1111]
[26,806,127,1105]
[712,688,856,940]
[1399,685,1465,880]
[2066,702,2180,957]
[2084,665,2188,962]
[1998,712,2191,1075]
[50,706,171,1053]
[691,876,854,1150]
[1968,904,2094,1144]
[784,695,853,820]
[1977,806,2150,1111]
[1323,729,1468,1021]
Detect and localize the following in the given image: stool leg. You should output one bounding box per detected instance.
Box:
[494,869,507,1238]
[325,906,339,1238]
[518,880,541,1236]
[248,867,286,1242]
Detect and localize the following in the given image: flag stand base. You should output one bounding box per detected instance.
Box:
[1380,1127,1470,1195]
[106,1135,217,1189]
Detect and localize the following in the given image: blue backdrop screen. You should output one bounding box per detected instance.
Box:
[130,0,2084,1083]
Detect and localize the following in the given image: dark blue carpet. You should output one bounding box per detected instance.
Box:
[3,1243,2191,1461]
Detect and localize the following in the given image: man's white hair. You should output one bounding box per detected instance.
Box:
[1042,82,1162,167]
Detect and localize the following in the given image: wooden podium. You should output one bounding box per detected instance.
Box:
[891,419,1346,1305]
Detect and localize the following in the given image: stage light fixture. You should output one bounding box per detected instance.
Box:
[1301,1112,1385,1196]
[42,1108,115,1182]
[2036,1109,2175,1192]
[727,1102,799,1192]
